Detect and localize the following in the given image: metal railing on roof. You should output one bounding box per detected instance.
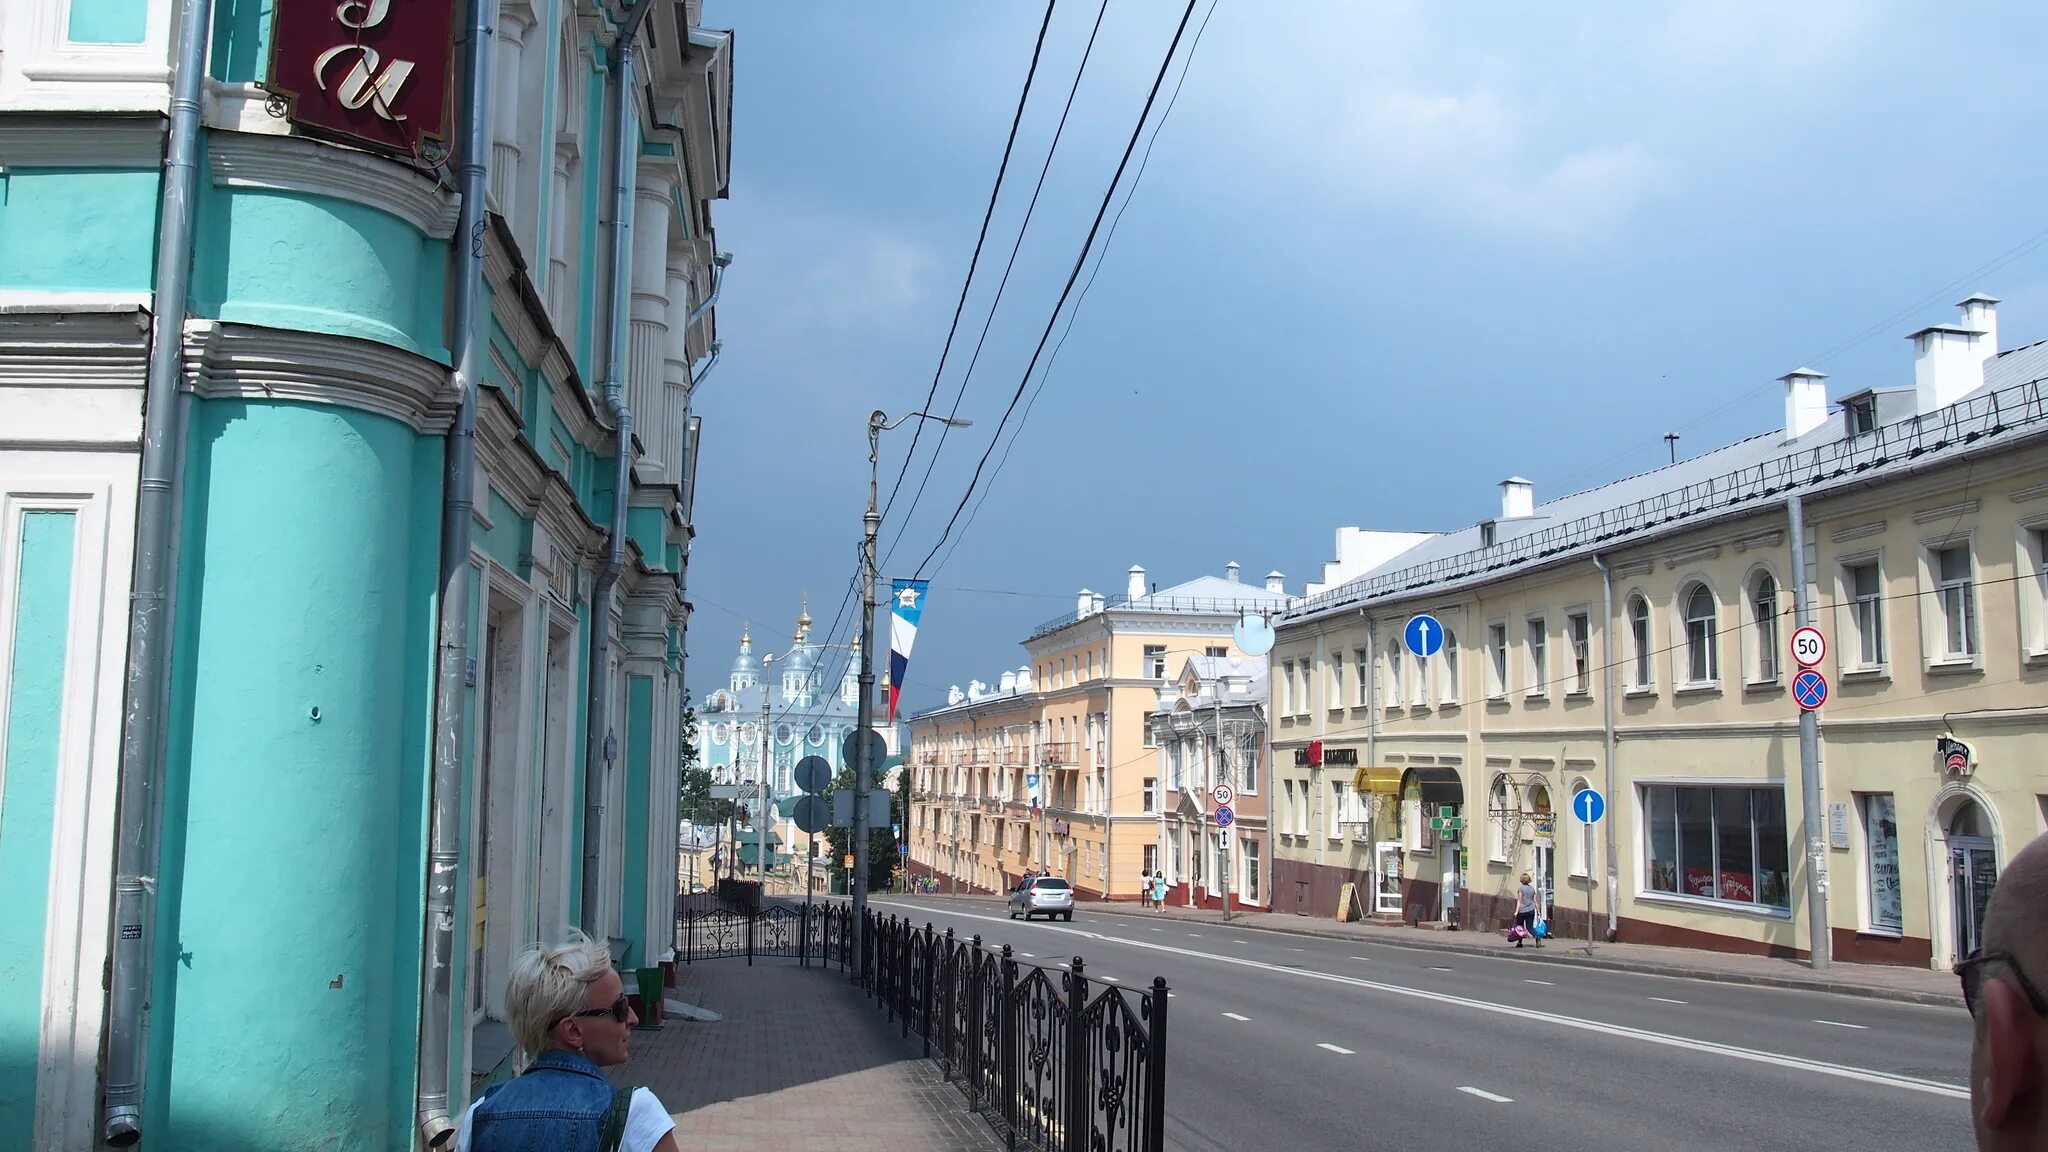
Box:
[1283,374,2048,625]
[1028,593,1284,640]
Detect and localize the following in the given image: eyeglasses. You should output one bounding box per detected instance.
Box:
[1955,951,2048,1019]
[557,993,631,1029]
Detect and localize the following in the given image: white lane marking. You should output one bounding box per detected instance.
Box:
[1223,1012,1250,1021]
[1816,1019,1869,1030]
[1020,952,1035,958]
[1187,933,1203,937]
[1149,928,1162,932]
[1458,1086,1514,1103]
[871,899,1968,1102]
[1525,979,1556,986]
[1428,966,1454,971]
[1648,997,1688,1005]
[1350,956,1372,961]
[1318,1043,1355,1055]
[1234,939,1251,944]
[1290,947,1307,952]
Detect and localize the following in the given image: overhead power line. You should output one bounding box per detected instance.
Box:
[912,0,1203,579]
[931,0,1217,581]
[878,0,1058,527]
[882,0,1114,571]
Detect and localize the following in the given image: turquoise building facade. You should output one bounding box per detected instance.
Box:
[0,0,732,1147]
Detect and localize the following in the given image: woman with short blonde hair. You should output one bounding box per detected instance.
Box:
[454,931,679,1152]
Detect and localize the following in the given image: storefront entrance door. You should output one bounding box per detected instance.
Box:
[1374,843,1403,915]
[1951,839,1998,960]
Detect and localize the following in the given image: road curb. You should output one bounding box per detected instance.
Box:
[1073,902,1964,1010]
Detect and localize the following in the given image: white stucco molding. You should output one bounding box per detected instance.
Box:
[207,131,460,239]
[182,320,458,433]
[0,306,150,450]
[0,115,165,170]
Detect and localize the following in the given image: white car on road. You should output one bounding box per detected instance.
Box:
[1009,876,1075,921]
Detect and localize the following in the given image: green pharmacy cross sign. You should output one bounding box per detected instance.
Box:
[1428,816,1465,833]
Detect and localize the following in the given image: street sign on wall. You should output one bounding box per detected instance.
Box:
[266,0,459,162]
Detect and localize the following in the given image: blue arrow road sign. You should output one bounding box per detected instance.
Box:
[1793,668,1829,711]
[1214,805,1235,828]
[1404,614,1445,659]
[1573,788,1606,825]
[1026,773,1040,789]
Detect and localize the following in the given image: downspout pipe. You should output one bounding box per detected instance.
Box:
[583,0,660,939]
[416,0,494,1142]
[1591,554,1619,941]
[102,0,213,1141]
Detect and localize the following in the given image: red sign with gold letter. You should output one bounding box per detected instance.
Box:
[265,0,459,163]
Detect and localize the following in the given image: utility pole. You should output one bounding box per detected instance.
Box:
[1216,671,1232,923]
[757,660,771,890]
[1787,494,1830,969]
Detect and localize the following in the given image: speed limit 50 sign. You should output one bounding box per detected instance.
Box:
[1791,626,1826,668]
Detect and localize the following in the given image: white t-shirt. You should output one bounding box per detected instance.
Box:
[453,1086,674,1152]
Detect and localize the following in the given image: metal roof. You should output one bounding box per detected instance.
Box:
[1028,573,1289,640]
[1281,349,2048,626]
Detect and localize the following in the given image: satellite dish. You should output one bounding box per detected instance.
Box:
[1233,611,1275,656]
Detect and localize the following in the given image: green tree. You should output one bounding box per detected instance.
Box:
[676,691,733,828]
[824,759,902,893]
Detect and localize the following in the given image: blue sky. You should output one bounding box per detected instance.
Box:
[687,0,2048,710]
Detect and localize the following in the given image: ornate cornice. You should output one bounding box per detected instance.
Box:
[181,320,458,432]
[0,306,150,389]
[206,130,460,239]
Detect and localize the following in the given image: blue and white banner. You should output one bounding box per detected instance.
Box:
[886,579,928,724]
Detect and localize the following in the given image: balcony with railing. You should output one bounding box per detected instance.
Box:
[1037,741,1080,769]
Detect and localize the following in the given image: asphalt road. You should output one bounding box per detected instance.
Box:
[871,895,1974,1152]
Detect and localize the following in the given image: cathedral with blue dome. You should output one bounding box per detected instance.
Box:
[698,603,877,865]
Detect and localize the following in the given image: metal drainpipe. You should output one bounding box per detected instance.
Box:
[1362,611,1375,917]
[101,0,213,1141]
[414,0,495,1142]
[1591,554,1620,941]
[583,0,659,938]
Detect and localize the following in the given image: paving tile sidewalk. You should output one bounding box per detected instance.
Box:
[614,959,1002,1151]
[901,893,1963,1009]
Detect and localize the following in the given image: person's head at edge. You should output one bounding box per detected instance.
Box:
[1971,833,2048,1150]
[506,930,640,1068]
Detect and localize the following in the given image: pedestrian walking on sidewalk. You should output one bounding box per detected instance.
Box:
[1139,871,1153,908]
[1966,833,2048,1152]
[454,930,680,1152]
[1512,873,1541,948]
[1151,872,1168,911]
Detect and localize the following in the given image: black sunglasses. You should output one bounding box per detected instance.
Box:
[558,993,631,1028]
[1955,951,2048,1019]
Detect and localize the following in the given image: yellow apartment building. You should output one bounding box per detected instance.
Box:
[907,565,1288,899]
[1272,294,2048,970]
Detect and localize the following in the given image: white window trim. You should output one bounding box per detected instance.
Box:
[1352,647,1372,708]
[1439,629,1462,705]
[2020,518,2048,663]
[1279,661,1294,716]
[1487,773,1513,863]
[1673,577,1722,691]
[1384,640,1405,714]
[1524,614,1549,699]
[1484,617,1510,701]
[1918,533,1983,672]
[1564,772,1594,878]
[1744,565,1784,689]
[1328,652,1345,713]
[1834,551,1889,678]
[1564,609,1592,697]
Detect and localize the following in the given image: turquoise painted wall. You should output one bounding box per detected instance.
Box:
[622,676,652,964]
[191,182,451,362]
[148,399,439,1149]
[575,62,607,379]
[0,511,78,1146]
[67,0,147,43]
[0,168,160,294]
[625,507,664,571]
[478,490,531,577]
[209,0,271,83]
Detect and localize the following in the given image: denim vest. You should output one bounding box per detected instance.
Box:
[468,1050,621,1152]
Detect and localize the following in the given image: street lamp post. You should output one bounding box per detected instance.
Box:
[857,409,971,948]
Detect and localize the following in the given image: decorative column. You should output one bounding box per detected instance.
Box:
[489,2,534,214]
[662,262,694,490]
[627,165,673,477]
[547,141,578,324]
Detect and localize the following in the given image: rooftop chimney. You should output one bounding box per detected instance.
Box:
[1499,476,1534,520]
[1128,565,1146,600]
[1076,588,1094,616]
[1910,323,1984,415]
[1017,665,1034,692]
[1091,593,1105,614]
[999,670,1017,694]
[947,685,964,706]
[1226,561,1240,583]
[1264,570,1285,595]
[1780,367,1829,441]
[1960,293,2000,367]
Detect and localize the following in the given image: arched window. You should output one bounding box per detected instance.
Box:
[1750,573,1780,683]
[1385,640,1404,708]
[1489,774,1514,862]
[1566,776,1592,877]
[1441,627,1460,703]
[1628,595,1653,688]
[1683,583,1719,684]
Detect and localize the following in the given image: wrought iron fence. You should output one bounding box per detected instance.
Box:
[675,900,854,969]
[864,910,1169,1152]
